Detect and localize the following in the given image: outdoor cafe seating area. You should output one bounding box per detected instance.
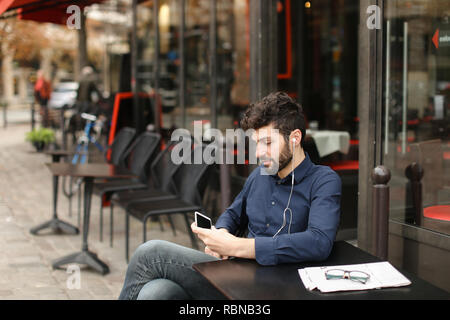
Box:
[1,99,448,300]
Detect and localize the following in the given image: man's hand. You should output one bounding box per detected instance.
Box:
[191,222,255,260]
[204,245,227,260]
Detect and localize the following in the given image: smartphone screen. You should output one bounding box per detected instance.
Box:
[195,211,212,229]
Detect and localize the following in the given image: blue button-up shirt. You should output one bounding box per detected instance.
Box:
[215,153,342,266]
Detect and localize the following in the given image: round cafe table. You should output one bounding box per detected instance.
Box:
[30,150,79,236]
[46,162,135,275]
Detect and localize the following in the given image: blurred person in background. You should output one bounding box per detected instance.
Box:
[34,70,52,127]
[68,66,103,143]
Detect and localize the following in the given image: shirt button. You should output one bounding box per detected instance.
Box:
[266,223,270,227]
[271,201,275,205]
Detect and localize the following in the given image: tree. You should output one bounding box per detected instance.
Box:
[0,19,48,101]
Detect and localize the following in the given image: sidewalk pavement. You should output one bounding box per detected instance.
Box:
[0,122,201,299]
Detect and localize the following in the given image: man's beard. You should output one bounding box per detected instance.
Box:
[277,143,293,172]
[259,143,293,174]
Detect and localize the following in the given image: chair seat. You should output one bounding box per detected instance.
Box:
[127,198,201,222]
[423,205,450,222]
[93,178,147,194]
[111,188,178,209]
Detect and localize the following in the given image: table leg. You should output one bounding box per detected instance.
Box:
[52,177,109,275]
[30,174,79,235]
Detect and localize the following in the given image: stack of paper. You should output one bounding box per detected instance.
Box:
[298,262,411,293]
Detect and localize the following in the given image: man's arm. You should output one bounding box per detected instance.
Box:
[211,169,258,236]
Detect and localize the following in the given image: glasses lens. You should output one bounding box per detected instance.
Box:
[349,271,370,283]
[326,269,345,279]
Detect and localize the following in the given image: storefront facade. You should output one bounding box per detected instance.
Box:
[133,0,449,291]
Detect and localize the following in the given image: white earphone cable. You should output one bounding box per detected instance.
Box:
[273,137,296,238]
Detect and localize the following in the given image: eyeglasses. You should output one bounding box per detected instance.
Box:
[324,269,371,284]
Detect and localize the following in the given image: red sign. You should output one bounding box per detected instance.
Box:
[432,28,439,49]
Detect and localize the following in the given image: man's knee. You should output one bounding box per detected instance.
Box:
[133,240,172,261]
[137,279,190,300]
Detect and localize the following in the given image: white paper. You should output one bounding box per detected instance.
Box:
[298,262,411,293]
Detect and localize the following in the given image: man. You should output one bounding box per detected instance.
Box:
[68,66,102,143]
[119,92,341,300]
[75,66,101,114]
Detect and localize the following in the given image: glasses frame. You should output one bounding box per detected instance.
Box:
[324,269,371,284]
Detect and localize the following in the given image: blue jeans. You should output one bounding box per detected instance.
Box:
[118,240,226,300]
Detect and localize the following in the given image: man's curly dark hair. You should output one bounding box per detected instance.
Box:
[240,92,306,147]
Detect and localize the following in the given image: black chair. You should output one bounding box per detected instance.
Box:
[124,143,217,262]
[108,137,194,246]
[104,127,136,166]
[93,131,161,241]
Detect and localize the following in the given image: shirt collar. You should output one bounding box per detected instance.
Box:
[271,152,313,184]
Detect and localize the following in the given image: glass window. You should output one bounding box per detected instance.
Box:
[216,0,250,131]
[184,0,210,132]
[158,0,181,130]
[276,0,360,237]
[277,0,359,165]
[136,0,155,94]
[384,0,450,236]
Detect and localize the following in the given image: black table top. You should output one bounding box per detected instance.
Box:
[193,241,450,300]
[45,162,135,179]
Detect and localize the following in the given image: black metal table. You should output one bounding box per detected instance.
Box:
[46,163,135,275]
[30,150,79,235]
[193,241,450,300]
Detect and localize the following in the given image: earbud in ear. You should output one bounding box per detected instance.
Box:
[292,138,296,143]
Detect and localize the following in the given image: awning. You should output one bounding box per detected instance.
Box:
[0,0,105,25]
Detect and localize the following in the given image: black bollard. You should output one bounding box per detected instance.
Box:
[371,165,391,261]
[405,162,424,226]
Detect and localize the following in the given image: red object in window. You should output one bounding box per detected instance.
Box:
[397,145,411,153]
[277,0,292,80]
[443,151,450,161]
[102,194,111,208]
[407,119,419,126]
[423,205,450,222]
[432,28,439,49]
[107,92,162,161]
[325,160,359,171]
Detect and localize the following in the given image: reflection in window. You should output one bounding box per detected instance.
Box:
[384,0,450,235]
[154,0,250,134]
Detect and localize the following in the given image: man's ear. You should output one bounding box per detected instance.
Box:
[289,129,302,146]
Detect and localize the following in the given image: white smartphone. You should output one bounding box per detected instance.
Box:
[195,211,212,229]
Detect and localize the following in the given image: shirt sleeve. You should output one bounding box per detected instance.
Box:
[214,168,257,234]
[254,170,342,266]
